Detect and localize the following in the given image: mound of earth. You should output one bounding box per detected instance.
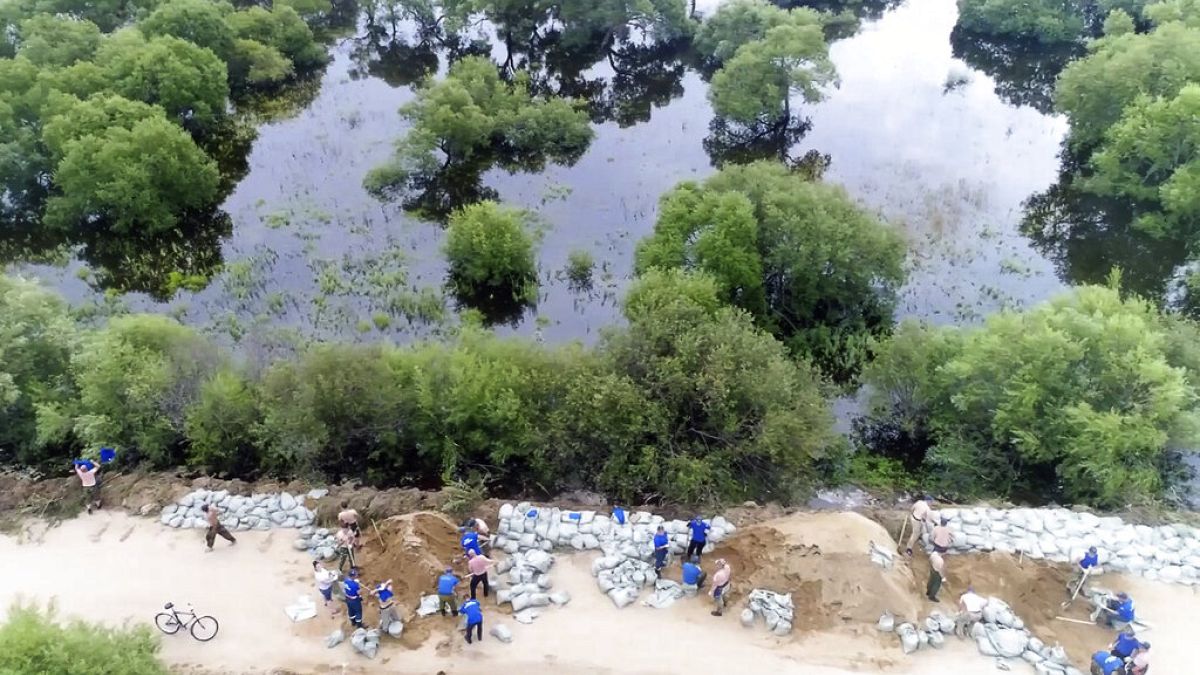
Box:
[351,511,462,647]
[718,511,923,631]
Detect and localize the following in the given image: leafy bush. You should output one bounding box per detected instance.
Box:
[861,284,1200,507]
[0,605,166,674]
[564,249,595,286]
[443,201,539,300]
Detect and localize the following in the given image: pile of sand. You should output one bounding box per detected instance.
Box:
[719,511,923,631]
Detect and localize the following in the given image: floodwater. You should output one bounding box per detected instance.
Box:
[8,0,1162,346]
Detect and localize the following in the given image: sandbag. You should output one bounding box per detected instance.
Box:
[609,587,638,609]
[490,624,513,643]
[773,620,792,636]
[512,594,533,612]
[526,593,551,608]
[898,626,919,654]
[927,630,945,649]
[976,636,1000,657]
[514,609,541,624]
[499,504,514,520]
[877,612,895,632]
[496,590,513,605]
[549,591,571,606]
[741,608,756,627]
[326,629,344,648]
[387,621,403,638]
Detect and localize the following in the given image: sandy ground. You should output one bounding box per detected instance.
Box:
[1,512,1192,674]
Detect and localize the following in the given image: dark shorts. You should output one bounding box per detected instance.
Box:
[319,586,333,602]
[714,583,729,598]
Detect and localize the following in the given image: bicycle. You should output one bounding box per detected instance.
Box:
[155,602,219,642]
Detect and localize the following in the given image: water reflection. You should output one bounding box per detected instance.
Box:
[703,114,813,167]
[949,26,1081,115]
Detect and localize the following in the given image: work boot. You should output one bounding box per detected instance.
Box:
[711,610,722,617]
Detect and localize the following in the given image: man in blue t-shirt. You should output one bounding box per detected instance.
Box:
[1110,629,1139,659]
[437,567,460,617]
[1091,650,1124,675]
[342,568,364,628]
[686,517,710,560]
[460,528,482,557]
[682,555,707,590]
[1070,546,1100,594]
[653,526,670,577]
[1096,591,1135,630]
[461,597,484,644]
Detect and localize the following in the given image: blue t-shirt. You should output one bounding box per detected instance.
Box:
[612,507,626,525]
[682,562,702,585]
[653,532,669,550]
[1112,632,1139,657]
[376,585,394,604]
[461,598,483,624]
[461,531,481,555]
[1092,651,1124,675]
[688,519,710,543]
[342,579,361,600]
[1116,598,1135,621]
[437,573,459,595]
[1080,551,1099,569]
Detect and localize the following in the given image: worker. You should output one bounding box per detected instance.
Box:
[905,496,933,556]
[312,561,339,615]
[466,549,494,599]
[653,525,670,577]
[338,505,361,542]
[73,459,102,514]
[954,585,986,636]
[1129,641,1150,675]
[437,567,460,617]
[930,516,953,553]
[1069,546,1099,594]
[686,516,711,560]
[342,568,364,629]
[926,551,945,602]
[612,504,627,526]
[200,504,236,552]
[461,596,484,644]
[334,526,357,572]
[1110,629,1139,660]
[473,517,490,552]
[682,555,707,592]
[1095,591,1135,631]
[1090,650,1125,675]
[372,579,399,632]
[710,559,732,617]
[460,526,482,558]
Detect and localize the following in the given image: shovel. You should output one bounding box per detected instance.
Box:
[1061,568,1090,609]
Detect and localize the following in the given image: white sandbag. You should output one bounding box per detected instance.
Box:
[1023,650,1045,664]
[293,538,309,551]
[559,522,579,538]
[499,503,514,520]
[514,609,540,624]
[992,628,1029,657]
[898,626,920,654]
[581,534,600,549]
[285,595,317,622]
[416,595,442,617]
[526,592,551,607]
[877,612,895,632]
[326,629,344,648]
[549,591,571,606]
[571,535,585,550]
[512,594,533,612]
[536,575,552,590]
[387,621,403,638]
[509,517,525,535]
[525,549,553,573]
[592,556,621,575]
[773,620,792,636]
[490,624,513,643]
[496,589,513,604]
[609,587,638,609]
[741,608,757,627]
[927,630,945,648]
[976,636,1000,657]
[936,614,954,633]
[535,521,549,538]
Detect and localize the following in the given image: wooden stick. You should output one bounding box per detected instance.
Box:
[897,516,909,553]
[1054,616,1093,625]
[371,518,386,553]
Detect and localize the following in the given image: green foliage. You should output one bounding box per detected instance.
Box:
[1085,84,1200,238]
[1144,0,1200,26]
[0,605,166,675]
[66,314,220,466]
[95,33,229,131]
[1055,22,1200,151]
[18,14,102,67]
[862,286,1200,508]
[184,368,261,475]
[225,5,326,70]
[635,161,907,382]
[228,37,294,86]
[708,21,835,125]
[365,55,593,207]
[844,454,918,493]
[956,0,1086,44]
[140,0,236,61]
[1103,8,1137,35]
[44,115,221,233]
[564,248,594,285]
[694,0,815,65]
[0,276,77,466]
[443,200,539,298]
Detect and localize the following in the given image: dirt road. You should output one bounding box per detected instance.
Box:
[0,512,1190,674]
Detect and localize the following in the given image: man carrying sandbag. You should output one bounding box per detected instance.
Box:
[710,559,732,617]
[437,567,460,617]
[905,496,933,556]
[73,459,102,514]
[954,586,986,636]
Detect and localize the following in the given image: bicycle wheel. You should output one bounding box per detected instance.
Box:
[190,615,219,642]
[155,613,182,635]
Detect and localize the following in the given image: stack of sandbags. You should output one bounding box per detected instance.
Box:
[935,506,1200,586]
[494,550,555,621]
[743,589,794,635]
[159,490,316,532]
[293,527,339,560]
[642,578,685,609]
[349,628,381,659]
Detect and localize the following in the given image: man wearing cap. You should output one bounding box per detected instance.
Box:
[954,585,986,636]
[73,460,102,514]
[437,567,460,616]
[1070,546,1100,594]
[1110,629,1139,659]
[686,516,711,561]
[461,596,484,644]
[926,551,946,602]
[905,496,933,556]
[460,527,482,558]
[1095,591,1135,631]
[682,555,706,592]
[342,568,364,629]
[930,517,953,553]
[372,578,399,632]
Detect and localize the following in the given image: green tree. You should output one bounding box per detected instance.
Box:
[40,93,165,160]
[443,200,539,298]
[227,37,294,87]
[1085,84,1200,237]
[1103,8,1137,35]
[28,0,135,32]
[694,0,808,65]
[1144,0,1200,26]
[0,605,166,675]
[17,14,102,67]
[708,22,835,126]
[44,115,221,233]
[226,5,326,70]
[139,0,237,61]
[1055,22,1200,151]
[0,275,78,466]
[95,32,229,131]
[635,161,907,381]
[66,314,220,466]
[956,0,1086,44]
[184,368,262,475]
[862,285,1200,507]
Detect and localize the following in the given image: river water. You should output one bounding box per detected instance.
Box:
[10,0,1132,346]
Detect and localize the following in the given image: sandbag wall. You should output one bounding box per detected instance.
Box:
[159,489,317,532]
[931,506,1200,585]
